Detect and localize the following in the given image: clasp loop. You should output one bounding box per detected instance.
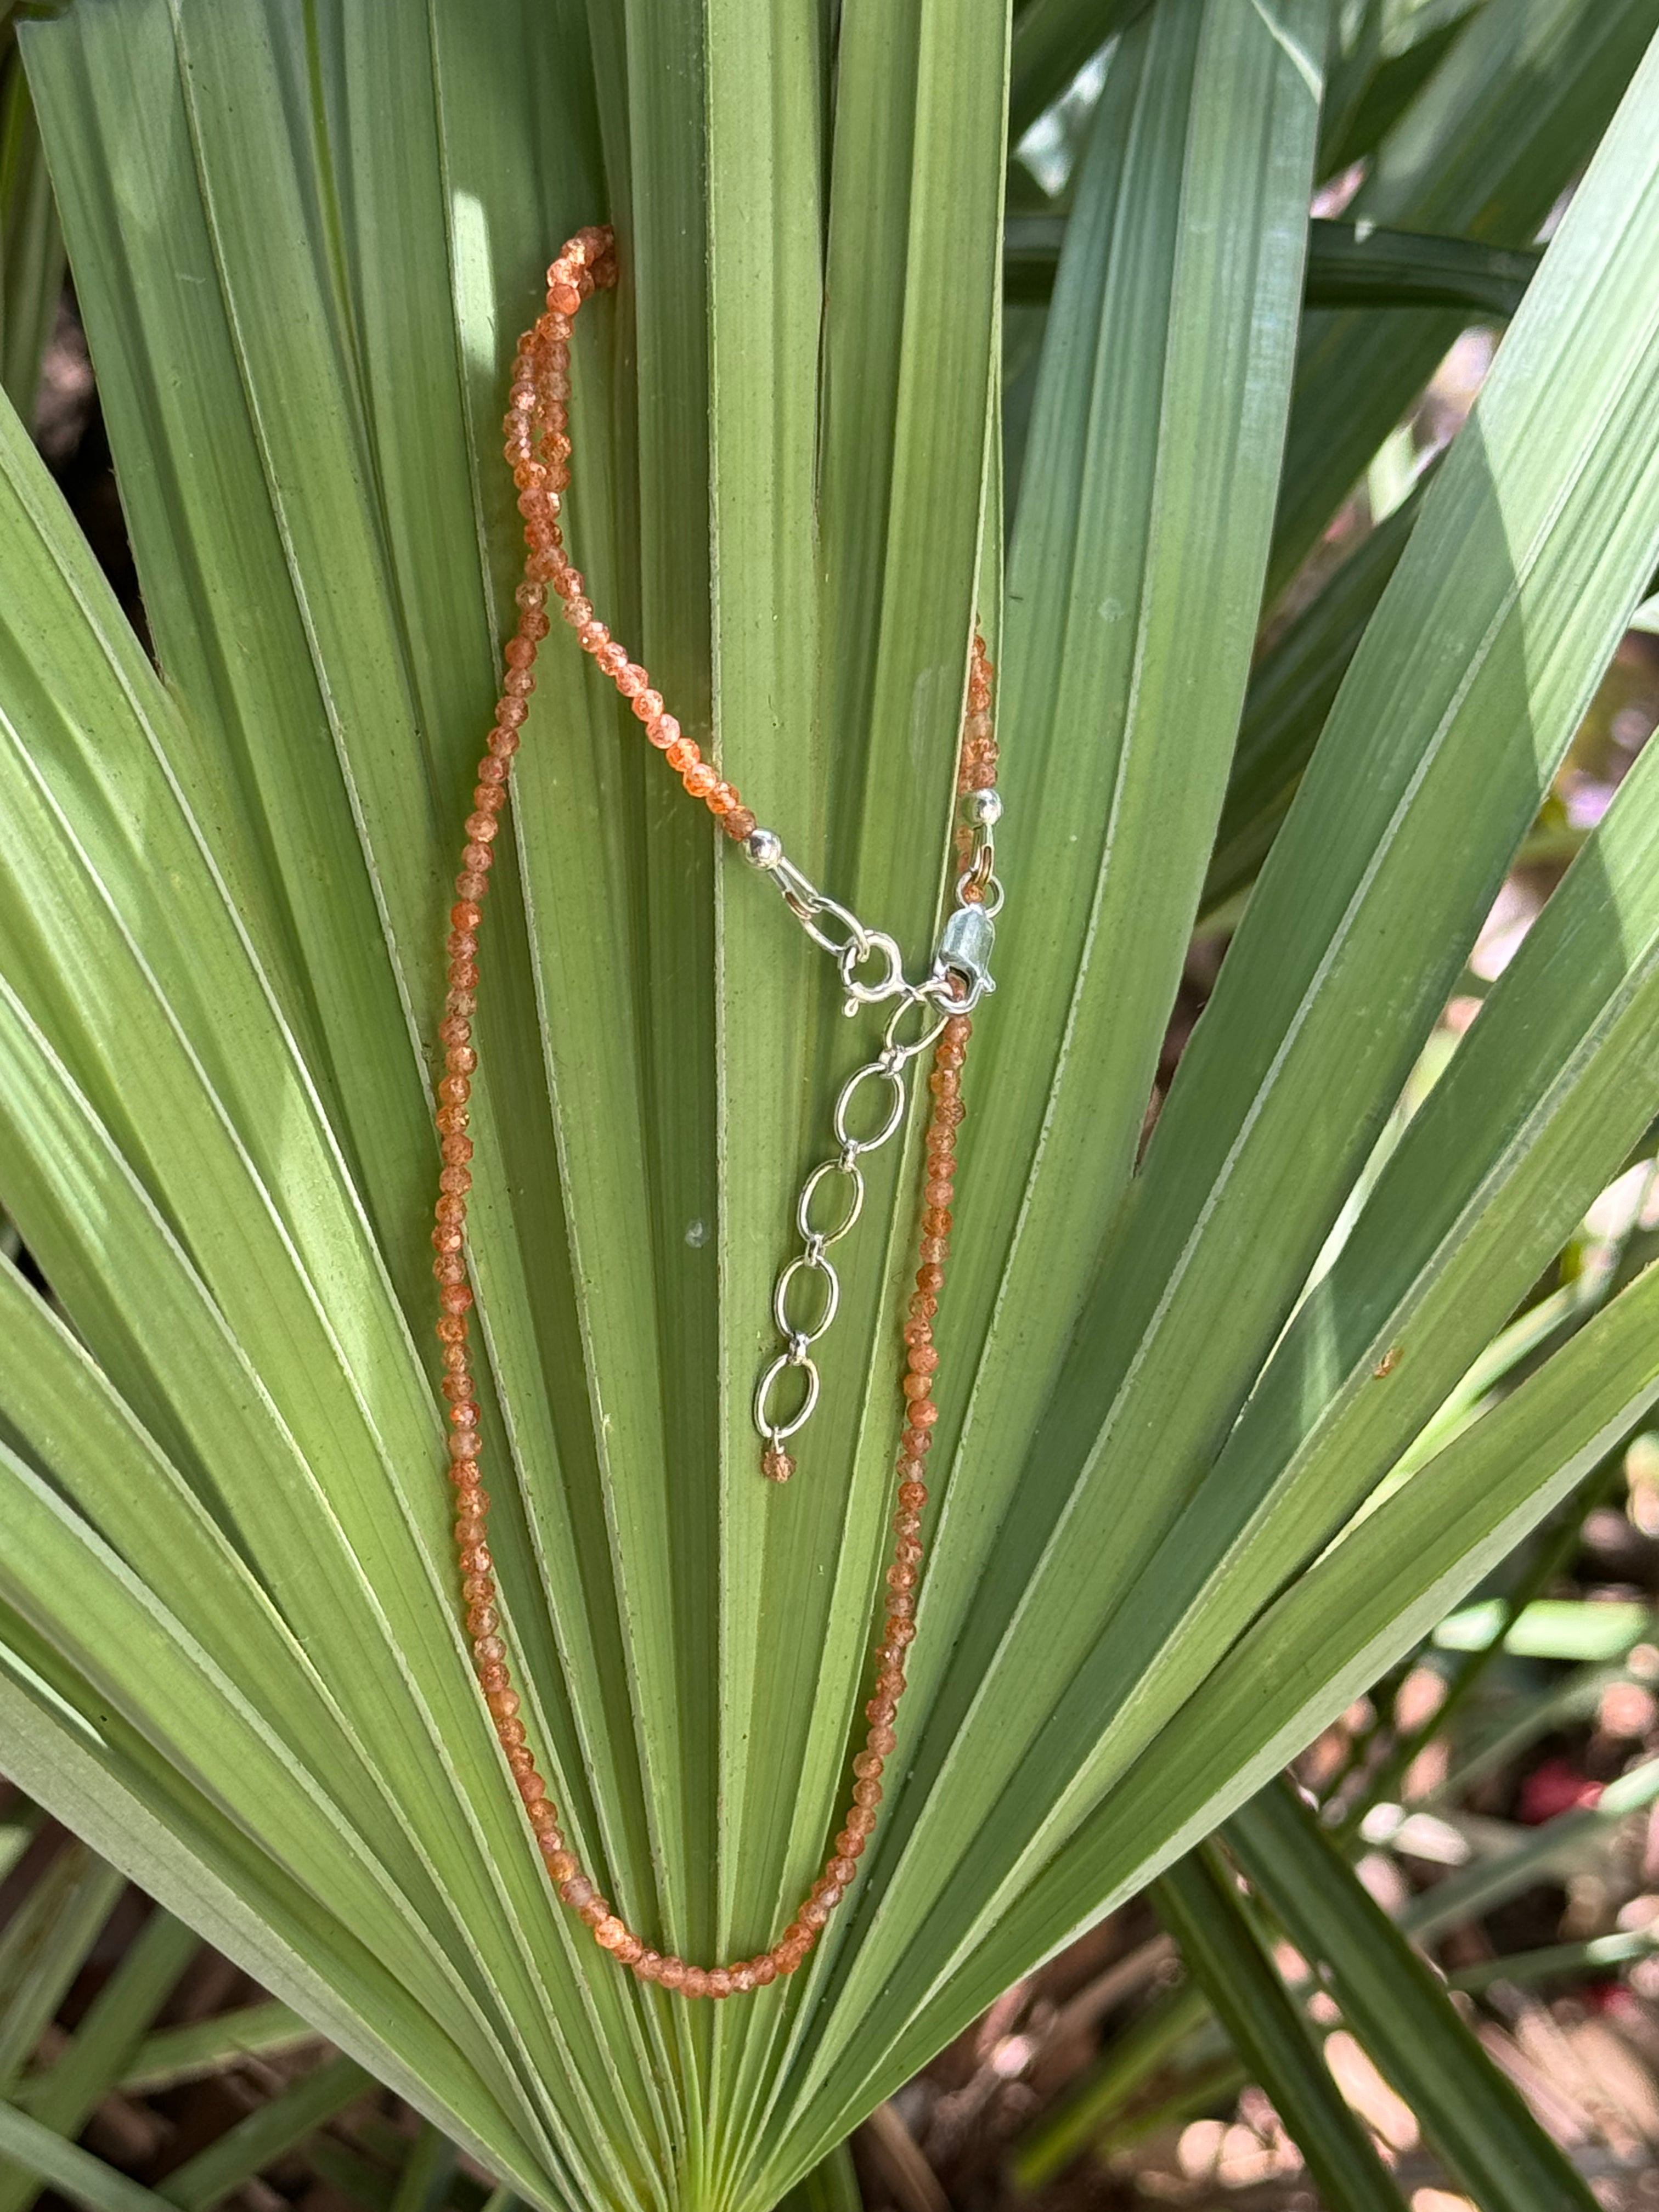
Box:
[771,856,873,966]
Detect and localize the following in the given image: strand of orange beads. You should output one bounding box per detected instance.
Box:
[430,225,1001,1996]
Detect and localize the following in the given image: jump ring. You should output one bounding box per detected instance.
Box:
[955,868,1005,919]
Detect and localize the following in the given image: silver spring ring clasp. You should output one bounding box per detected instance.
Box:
[838,929,908,1012]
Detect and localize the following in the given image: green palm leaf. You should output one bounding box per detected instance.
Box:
[3,3,1659,2207]
[0,37,62,425]
[1271,0,1659,598]
[1228,1780,1598,2208]
[1153,1846,1410,2212]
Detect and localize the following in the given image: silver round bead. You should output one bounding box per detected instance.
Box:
[744,827,783,870]
[962,786,1003,828]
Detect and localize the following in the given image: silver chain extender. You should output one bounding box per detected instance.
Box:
[745,791,1004,1475]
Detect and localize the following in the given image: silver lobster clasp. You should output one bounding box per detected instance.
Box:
[932,900,996,1010]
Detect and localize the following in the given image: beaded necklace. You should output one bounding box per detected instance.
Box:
[428,227,1003,1998]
